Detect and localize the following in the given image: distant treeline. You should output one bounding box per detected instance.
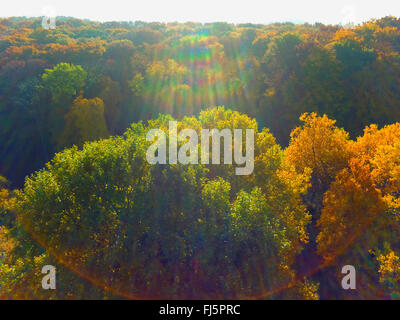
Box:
[0,16,399,186]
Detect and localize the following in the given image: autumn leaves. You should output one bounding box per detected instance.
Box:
[285,113,400,295]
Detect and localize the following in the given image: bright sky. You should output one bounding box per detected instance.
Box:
[1,0,399,25]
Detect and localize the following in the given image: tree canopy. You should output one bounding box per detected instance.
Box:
[1,16,400,299]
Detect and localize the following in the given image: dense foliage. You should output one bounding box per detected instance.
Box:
[1,16,400,186]
[1,16,400,299]
[1,108,315,299]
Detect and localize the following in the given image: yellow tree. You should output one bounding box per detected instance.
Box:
[59,96,109,148]
[316,158,386,262]
[314,121,400,298]
[284,112,353,236]
[285,113,352,186]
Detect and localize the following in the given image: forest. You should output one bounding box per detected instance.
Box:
[0,16,400,299]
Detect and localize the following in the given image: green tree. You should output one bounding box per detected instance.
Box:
[8,108,315,299]
[41,62,87,108]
